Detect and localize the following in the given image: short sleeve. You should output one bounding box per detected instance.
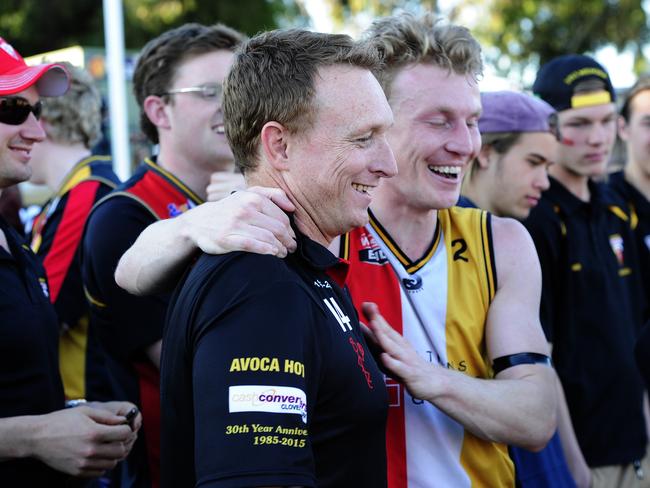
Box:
[189,265,322,487]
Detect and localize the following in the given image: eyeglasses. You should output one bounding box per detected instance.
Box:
[0,97,43,125]
[160,83,222,101]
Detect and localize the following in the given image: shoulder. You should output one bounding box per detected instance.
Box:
[190,252,302,294]
[491,216,540,282]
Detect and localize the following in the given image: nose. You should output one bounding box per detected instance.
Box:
[370,136,398,178]
[534,165,551,191]
[20,113,46,143]
[445,122,476,158]
[586,122,611,146]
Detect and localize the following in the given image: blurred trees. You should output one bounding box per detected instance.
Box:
[0,0,307,55]
[453,0,650,77]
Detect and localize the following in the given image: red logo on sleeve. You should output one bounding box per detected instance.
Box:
[348,337,373,389]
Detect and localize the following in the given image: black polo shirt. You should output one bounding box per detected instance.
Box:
[609,170,650,321]
[161,228,388,488]
[0,217,67,485]
[524,177,646,467]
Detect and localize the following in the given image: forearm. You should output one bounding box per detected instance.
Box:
[423,364,556,450]
[0,416,39,461]
[115,217,197,296]
[555,376,590,484]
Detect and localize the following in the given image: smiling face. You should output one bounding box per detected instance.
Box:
[482,132,556,219]
[163,49,235,172]
[284,64,397,243]
[381,64,481,212]
[555,102,617,178]
[0,86,45,188]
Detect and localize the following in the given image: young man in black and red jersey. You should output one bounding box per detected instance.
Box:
[28,62,119,403]
[81,23,246,488]
[0,36,140,487]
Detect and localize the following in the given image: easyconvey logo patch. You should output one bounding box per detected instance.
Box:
[229,385,307,423]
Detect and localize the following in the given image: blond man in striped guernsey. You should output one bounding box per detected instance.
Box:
[115,13,558,488]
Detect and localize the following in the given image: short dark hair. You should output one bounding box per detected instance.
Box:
[133,23,245,144]
[223,29,381,174]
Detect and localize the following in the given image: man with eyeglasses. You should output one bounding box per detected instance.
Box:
[81,23,247,488]
[0,37,140,486]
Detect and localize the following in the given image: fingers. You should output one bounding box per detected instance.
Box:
[247,186,296,213]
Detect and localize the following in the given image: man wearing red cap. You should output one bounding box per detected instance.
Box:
[0,37,140,486]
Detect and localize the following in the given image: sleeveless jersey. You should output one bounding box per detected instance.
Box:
[341,207,513,488]
[29,155,119,400]
[84,157,202,488]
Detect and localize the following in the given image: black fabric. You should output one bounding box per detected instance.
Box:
[0,217,67,485]
[81,165,171,488]
[492,353,552,375]
[161,228,388,488]
[609,171,650,322]
[524,177,647,467]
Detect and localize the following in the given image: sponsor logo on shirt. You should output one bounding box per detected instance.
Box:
[402,275,423,292]
[167,199,195,218]
[358,231,388,265]
[609,233,625,266]
[229,385,307,423]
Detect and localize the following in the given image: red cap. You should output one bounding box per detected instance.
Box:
[0,37,69,97]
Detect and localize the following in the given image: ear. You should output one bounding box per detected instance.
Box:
[476,144,493,169]
[143,95,171,131]
[260,121,290,171]
[618,115,630,142]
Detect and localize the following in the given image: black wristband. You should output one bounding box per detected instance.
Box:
[492,352,551,375]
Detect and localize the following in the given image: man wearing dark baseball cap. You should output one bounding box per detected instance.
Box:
[525,55,649,488]
[0,37,141,486]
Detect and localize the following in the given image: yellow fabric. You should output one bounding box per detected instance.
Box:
[440,208,514,487]
[58,316,89,399]
[571,90,612,108]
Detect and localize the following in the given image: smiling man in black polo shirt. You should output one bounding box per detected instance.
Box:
[161,29,396,487]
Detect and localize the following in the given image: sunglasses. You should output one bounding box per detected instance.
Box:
[0,97,43,125]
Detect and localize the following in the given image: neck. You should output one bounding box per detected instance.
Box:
[45,144,92,191]
[156,146,213,201]
[370,188,438,261]
[624,161,650,200]
[549,164,591,201]
[461,177,495,214]
[246,168,334,248]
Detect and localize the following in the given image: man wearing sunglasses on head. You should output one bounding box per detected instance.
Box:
[0,37,141,486]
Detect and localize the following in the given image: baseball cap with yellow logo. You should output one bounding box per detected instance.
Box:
[533,54,615,112]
